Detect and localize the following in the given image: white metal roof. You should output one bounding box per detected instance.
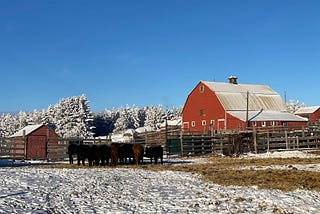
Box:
[10,124,43,137]
[294,106,320,114]
[228,110,308,122]
[201,81,289,112]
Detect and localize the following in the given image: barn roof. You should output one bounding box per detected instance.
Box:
[201,81,289,112]
[10,124,44,137]
[228,110,308,122]
[294,106,320,114]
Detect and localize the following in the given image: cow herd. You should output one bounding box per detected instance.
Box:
[68,142,164,167]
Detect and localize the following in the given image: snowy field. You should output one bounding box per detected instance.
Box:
[0,151,320,213]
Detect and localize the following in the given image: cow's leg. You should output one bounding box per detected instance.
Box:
[69,154,73,164]
[154,155,158,164]
[77,156,81,166]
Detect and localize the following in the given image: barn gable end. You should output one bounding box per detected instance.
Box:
[10,124,59,159]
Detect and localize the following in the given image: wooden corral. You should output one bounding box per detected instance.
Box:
[2,125,320,161]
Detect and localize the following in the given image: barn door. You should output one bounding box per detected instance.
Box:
[27,136,47,159]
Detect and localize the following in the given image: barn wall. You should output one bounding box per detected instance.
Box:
[182,82,234,132]
[310,109,320,124]
[26,125,59,159]
[225,113,246,130]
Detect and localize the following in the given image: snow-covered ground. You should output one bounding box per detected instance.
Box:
[0,151,320,213]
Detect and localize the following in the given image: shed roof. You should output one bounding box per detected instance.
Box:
[228,110,308,122]
[10,124,44,137]
[201,81,289,112]
[294,106,320,114]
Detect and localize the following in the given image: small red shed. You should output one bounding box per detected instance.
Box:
[294,106,320,125]
[182,76,308,132]
[10,124,59,159]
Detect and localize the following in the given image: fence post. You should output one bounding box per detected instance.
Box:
[192,133,195,156]
[220,131,223,154]
[253,129,257,153]
[296,136,299,149]
[180,130,184,157]
[285,131,289,149]
[267,130,270,153]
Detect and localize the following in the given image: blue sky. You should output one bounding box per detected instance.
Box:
[1,0,319,112]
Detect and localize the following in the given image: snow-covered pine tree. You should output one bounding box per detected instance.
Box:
[288,99,306,113]
[93,108,120,136]
[144,105,163,129]
[15,111,28,130]
[114,105,133,133]
[53,94,94,138]
[0,113,16,136]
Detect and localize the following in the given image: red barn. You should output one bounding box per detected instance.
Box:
[10,124,59,159]
[294,106,320,125]
[182,76,308,133]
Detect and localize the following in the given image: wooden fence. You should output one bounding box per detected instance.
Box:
[0,137,112,161]
[0,137,26,160]
[177,128,320,157]
[2,126,320,161]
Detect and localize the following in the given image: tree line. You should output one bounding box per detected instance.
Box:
[0,94,182,138]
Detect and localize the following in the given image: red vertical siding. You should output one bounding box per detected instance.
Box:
[182,82,245,132]
[26,125,59,159]
[310,108,320,124]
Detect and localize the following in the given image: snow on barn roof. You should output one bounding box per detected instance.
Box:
[201,81,289,112]
[294,106,320,114]
[228,110,308,122]
[10,124,43,137]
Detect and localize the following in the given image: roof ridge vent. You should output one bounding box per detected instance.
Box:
[228,75,238,84]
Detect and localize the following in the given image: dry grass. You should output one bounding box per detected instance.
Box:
[43,155,320,192]
[140,156,320,192]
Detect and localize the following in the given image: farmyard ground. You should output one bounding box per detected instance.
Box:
[0,151,320,213]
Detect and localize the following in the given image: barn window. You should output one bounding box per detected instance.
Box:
[183,122,189,129]
[262,121,266,127]
[199,85,205,93]
[252,121,257,127]
[191,121,196,127]
[271,121,275,126]
[202,120,206,126]
[199,109,204,116]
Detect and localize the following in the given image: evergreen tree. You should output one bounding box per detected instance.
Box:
[144,105,163,129]
[93,108,119,136]
[0,113,16,136]
[53,94,94,138]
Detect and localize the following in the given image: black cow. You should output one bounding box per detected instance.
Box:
[118,143,134,164]
[92,144,111,166]
[145,145,163,164]
[68,143,111,167]
[68,143,78,164]
[76,144,95,166]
